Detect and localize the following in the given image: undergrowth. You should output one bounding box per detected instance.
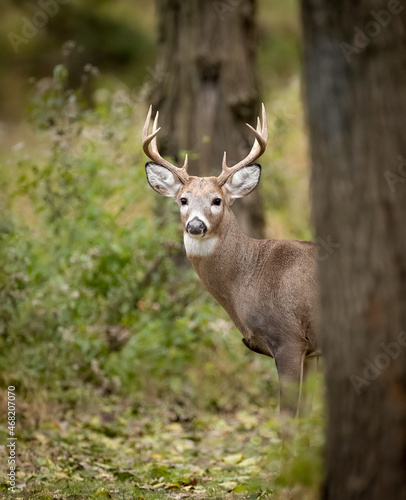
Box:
[0,65,323,499]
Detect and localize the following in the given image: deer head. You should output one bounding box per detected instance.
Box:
[143,104,268,250]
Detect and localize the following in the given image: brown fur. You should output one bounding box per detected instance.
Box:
[175,176,319,416]
[143,105,318,415]
[145,163,319,416]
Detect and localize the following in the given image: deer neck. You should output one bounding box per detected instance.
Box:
[184,208,254,306]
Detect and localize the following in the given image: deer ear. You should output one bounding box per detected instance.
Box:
[224,164,261,199]
[145,162,183,197]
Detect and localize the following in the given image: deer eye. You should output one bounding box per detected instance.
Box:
[212,198,222,206]
[180,198,188,206]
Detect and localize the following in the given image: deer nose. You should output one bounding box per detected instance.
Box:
[186,217,207,236]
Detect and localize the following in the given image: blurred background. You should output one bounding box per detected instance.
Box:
[0,1,322,498]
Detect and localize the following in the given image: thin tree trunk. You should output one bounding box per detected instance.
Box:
[150,0,265,238]
[301,1,406,498]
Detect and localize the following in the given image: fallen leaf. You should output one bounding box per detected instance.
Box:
[33,432,49,445]
[239,457,258,467]
[53,472,69,479]
[222,453,244,465]
[164,483,180,489]
[152,482,166,489]
[220,481,238,491]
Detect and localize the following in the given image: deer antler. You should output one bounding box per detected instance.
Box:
[142,105,190,184]
[217,103,268,186]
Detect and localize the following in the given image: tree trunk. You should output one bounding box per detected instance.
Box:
[301,1,406,498]
[150,0,265,238]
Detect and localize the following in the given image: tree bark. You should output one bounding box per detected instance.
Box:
[301,1,406,498]
[150,0,265,238]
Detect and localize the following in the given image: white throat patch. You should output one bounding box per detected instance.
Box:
[184,234,218,257]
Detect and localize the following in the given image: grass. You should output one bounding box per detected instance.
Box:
[0,389,324,499]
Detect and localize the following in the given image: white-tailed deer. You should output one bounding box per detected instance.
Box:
[143,104,319,416]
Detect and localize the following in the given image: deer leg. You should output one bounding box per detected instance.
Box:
[274,346,306,419]
[298,355,319,417]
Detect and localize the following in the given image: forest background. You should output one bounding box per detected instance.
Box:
[0,1,323,498]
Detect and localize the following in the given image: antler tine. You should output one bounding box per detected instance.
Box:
[142,105,189,183]
[217,103,268,186]
[142,105,161,158]
[150,109,160,153]
[142,104,152,146]
[222,151,227,170]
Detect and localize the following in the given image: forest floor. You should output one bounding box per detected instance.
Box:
[0,396,322,500]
